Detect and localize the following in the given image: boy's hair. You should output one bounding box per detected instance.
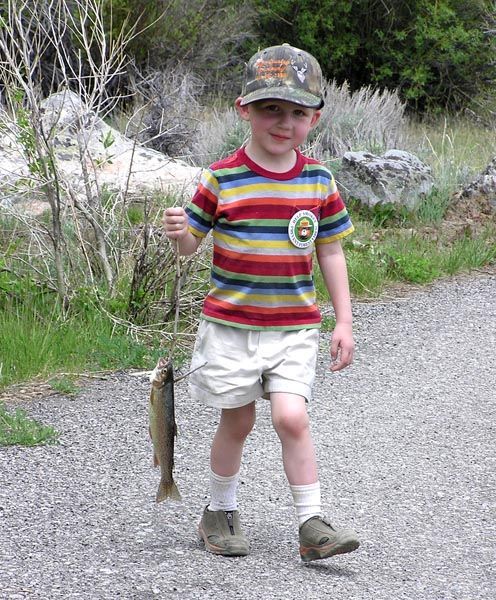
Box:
[239,43,324,109]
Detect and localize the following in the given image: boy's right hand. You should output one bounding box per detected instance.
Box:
[163,207,189,240]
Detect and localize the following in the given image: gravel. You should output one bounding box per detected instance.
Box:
[1,273,495,600]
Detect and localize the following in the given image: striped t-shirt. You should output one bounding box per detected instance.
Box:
[186,147,354,330]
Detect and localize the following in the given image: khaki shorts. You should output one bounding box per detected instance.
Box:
[188,320,320,409]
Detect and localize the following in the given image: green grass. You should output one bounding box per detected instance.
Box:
[0,402,59,446]
[0,293,162,390]
[1,113,495,449]
[315,221,495,300]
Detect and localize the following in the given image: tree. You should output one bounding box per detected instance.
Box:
[249,0,496,113]
[0,0,139,303]
[101,0,257,95]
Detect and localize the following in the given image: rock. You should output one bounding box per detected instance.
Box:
[460,157,496,210]
[0,90,201,213]
[337,149,434,209]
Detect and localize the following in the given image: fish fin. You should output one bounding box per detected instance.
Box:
[170,481,182,501]
[156,480,182,503]
[153,452,159,468]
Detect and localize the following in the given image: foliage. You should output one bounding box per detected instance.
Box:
[0,277,163,388]
[126,66,204,156]
[102,0,256,95]
[307,80,407,160]
[189,80,406,166]
[0,402,59,446]
[190,107,250,166]
[249,0,496,113]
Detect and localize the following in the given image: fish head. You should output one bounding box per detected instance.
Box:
[149,357,173,388]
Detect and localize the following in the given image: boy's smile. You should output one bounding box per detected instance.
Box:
[236,99,320,172]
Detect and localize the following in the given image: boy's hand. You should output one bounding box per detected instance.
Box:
[163,207,189,240]
[330,322,354,372]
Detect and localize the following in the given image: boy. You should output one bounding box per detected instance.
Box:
[163,44,359,562]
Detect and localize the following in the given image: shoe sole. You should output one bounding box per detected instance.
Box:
[300,535,360,562]
[198,524,250,557]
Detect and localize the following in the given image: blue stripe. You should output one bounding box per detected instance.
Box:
[318,215,352,235]
[216,221,288,235]
[187,208,211,232]
[212,272,314,293]
[216,170,258,185]
[216,168,331,188]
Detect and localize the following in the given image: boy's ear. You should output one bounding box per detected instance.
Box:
[310,110,321,129]
[235,97,251,121]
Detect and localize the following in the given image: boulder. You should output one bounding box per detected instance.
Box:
[0,90,201,213]
[337,149,434,210]
[460,156,496,210]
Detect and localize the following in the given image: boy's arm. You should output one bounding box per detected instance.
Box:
[163,207,202,256]
[316,239,354,372]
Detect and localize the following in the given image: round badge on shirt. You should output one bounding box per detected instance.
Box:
[288,210,319,248]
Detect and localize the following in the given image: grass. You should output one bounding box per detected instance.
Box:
[0,402,59,446]
[1,113,495,446]
[0,293,163,389]
[314,214,495,300]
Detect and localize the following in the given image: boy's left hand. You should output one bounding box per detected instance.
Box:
[330,322,354,372]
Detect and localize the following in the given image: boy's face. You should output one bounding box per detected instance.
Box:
[235,98,320,159]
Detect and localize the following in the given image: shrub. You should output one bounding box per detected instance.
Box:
[189,107,250,166]
[307,80,407,160]
[249,0,496,114]
[126,66,204,157]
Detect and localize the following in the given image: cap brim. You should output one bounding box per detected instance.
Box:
[239,87,324,109]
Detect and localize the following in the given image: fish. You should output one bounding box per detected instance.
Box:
[149,357,181,503]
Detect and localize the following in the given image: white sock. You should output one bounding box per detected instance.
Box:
[208,469,239,512]
[290,481,322,526]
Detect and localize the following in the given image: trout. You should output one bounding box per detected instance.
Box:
[149,357,181,503]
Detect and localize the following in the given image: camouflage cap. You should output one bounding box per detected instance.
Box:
[240,44,324,109]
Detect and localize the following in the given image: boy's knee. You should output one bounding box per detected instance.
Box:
[231,419,255,441]
[220,404,255,440]
[272,409,310,439]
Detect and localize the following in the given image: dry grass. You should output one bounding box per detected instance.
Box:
[307,80,407,160]
[189,107,249,166]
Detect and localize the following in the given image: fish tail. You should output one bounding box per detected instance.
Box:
[156,479,182,503]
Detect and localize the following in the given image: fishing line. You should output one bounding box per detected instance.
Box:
[168,239,182,362]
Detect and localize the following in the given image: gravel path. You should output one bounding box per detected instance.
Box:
[1,273,495,600]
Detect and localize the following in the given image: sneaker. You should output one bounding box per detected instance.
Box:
[198,506,250,557]
[299,516,359,562]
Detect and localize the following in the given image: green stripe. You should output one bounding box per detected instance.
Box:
[213,165,251,177]
[319,207,349,225]
[212,266,312,284]
[202,315,321,331]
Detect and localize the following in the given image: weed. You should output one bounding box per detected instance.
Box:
[415,188,452,223]
[0,402,59,447]
[48,376,80,396]
[441,230,496,274]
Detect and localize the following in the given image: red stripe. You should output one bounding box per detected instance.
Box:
[203,298,321,325]
[222,204,320,221]
[192,186,217,213]
[214,255,311,277]
[214,246,309,264]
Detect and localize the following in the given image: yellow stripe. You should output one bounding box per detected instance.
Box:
[221,181,327,198]
[214,231,291,249]
[315,225,355,245]
[213,289,315,303]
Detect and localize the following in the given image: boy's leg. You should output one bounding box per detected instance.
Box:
[210,402,256,477]
[270,392,317,485]
[199,402,255,557]
[270,392,359,561]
